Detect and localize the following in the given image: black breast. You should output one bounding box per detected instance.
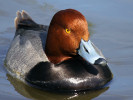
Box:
[25,56,112,92]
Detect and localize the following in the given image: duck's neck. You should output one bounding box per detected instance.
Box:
[45,54,72,64]
[45,39,71,64]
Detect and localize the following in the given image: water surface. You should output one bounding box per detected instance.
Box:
[0,0,133,100]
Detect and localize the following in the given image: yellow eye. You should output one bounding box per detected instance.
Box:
[65,29,70,34]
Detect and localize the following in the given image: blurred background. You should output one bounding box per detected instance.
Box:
[0,0,133,100]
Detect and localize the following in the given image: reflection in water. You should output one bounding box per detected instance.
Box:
[7,74,109,100]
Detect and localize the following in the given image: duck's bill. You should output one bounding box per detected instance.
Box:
[78,39,107,66]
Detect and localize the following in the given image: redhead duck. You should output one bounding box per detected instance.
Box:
[5,9,112,92]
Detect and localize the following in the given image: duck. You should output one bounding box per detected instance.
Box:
[5,9,112,92]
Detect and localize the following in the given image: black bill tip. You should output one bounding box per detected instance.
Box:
[94,58,107,66]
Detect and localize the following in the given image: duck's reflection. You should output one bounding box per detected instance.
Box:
[7,74,109,100]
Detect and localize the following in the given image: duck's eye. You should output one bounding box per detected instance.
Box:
[65,29,70,34]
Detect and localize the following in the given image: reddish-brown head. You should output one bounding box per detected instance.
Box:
[45,9,89,64]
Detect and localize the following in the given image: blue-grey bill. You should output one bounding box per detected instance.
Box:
[78,39,106,64]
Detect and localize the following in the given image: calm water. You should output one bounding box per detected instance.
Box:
[0,0,133,100]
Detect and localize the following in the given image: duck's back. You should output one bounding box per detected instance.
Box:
[5,11,49,80]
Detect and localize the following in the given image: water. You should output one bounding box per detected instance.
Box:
[0,0,133,99]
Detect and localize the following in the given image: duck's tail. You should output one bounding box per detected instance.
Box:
[14,10,48,36]
[14,10,39,30]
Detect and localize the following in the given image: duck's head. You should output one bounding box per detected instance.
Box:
[45,9,106,66]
